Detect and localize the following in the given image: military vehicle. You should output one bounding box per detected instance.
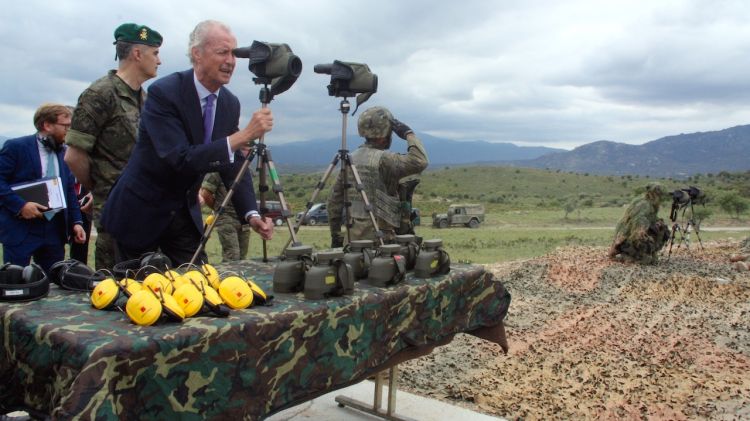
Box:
[432,204,485,228]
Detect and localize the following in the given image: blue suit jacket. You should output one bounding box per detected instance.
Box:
[101,69,257,248]
[0,135,82,246]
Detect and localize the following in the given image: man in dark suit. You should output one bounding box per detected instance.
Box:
[0,104,86,272]
[101,20,274,265]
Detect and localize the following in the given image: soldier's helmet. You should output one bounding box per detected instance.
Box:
[358,106,393,139]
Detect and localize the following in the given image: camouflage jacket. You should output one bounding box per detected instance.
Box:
[65,70,144,210]
[610,194,670,263]
[201,172,240,224]
[328,134,428,241]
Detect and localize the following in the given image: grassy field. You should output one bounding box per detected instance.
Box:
[225,213,746,265]
[7,167,748,267]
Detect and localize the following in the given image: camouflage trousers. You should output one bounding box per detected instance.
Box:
[216,220,250,262]
[93,218,116,271]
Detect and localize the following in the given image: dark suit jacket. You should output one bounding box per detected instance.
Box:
[101,69,257,249]
[0,135,82,246]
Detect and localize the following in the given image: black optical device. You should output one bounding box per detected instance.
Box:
[314,60,377,99]
[233,41,302,100]
[670,186,704,222]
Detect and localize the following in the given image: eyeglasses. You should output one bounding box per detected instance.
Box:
[54,122,71,129]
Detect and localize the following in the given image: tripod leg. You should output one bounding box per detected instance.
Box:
[255,144,271,262]
[188,148,257,266]
[260,148,300,246]
[690,220,705,250]
[666,224,678,261]
[281,153,342,253]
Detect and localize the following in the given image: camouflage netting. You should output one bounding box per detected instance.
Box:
[0,261,510,420]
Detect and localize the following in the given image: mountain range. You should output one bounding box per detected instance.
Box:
[514,124,750,178]
[264,133,563,172]
[264,125,750,177]
[3,123,749,177]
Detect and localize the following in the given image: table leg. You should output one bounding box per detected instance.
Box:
[335,364,417,421]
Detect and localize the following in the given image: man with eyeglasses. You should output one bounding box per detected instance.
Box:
[0,104,86,272]
[101,20,273,266]
[64,22,162,271]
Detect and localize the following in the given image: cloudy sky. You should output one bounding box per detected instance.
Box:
[1,0,749,150]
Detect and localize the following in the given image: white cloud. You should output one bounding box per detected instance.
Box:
[0,0,749,150]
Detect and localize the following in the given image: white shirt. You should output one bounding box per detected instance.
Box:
[193,73,235,162]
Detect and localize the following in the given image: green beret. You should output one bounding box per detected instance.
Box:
[113,23,162,47]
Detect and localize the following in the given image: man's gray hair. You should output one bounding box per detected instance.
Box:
[115,41,138,61]
[188,20,233,64]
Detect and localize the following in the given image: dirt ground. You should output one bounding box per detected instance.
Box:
[399,239,750,420]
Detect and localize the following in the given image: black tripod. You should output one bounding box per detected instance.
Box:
[665,199,704,261]
[283,97,385,252]
[189,81,299,265]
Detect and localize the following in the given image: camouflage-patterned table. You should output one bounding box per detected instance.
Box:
[0,261,510,420]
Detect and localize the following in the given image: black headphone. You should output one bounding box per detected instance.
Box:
[39,135,63,153]
[48,259,105,292]
[0,263,50,302]
[112,252,172,281]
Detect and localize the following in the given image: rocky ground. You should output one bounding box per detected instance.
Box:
[399,239,750,420]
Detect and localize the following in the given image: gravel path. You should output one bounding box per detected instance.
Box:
[399,240,750,420]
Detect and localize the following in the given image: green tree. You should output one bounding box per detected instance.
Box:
[563,199,577,220]
[690,206,712,227]
[717,192,749,219]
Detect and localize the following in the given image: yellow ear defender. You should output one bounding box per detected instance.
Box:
[164,269,188,289]
[246,277,272,305]
[143,272,174,295]
[201,263,221,290]
[172,283,204,317]
[218,276,254,310]
[124,288,185,326]
[183,270,210,290]
[202,284,229,316]
[125,290,163,326]
[159,290,186,322]
[91,278,122,310]
[118,277,143,297]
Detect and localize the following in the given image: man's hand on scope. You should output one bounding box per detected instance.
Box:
[229,108,274,151]
[390,118,413,140]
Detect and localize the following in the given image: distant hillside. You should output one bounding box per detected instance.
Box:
[277,165,750,217]
[268,133,563,173]
[517,125,750,178]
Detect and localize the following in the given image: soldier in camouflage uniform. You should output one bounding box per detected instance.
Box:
[199,172,250,262]
[328,107,428,246]
[609,182,670,264]
[64,23,162,270]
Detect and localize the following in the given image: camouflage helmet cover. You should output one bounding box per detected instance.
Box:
[645,182,666,202]
[358,106,393,138]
